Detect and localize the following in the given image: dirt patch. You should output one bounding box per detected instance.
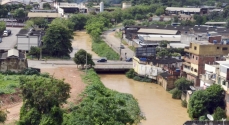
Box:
[1,67,86,124]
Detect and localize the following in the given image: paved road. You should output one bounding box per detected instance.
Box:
[0,27,21,50]
[28,59,132,69]
[102,31,134,59]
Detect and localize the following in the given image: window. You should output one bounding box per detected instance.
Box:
[216,57,219,60]
[194,46,197,50]
[222,47,228,50]
[194,69,197,72]
[196,57,198,60]
[193,55,194,58]
[217,47,220,49]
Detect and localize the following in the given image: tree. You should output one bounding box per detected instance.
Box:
[188,84,226,119]
[155,7,164,16]
[42,18,73,57]
[18,76,70,125]
[159,40,169,47]
[122,19,135,26]
[174,77,192,91]
[213,107,226,121]
[25,5,32,11]
[69,14,89,30]
[28,46,40,60]
[73,49,95,68]
[13,8,26,18]
[156,49,170,58]
[0,21,6,34]
[43,3,51,10]
[188,90,208,119]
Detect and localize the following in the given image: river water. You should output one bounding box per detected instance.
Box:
[74,31,190,125]
[99,74,190,125]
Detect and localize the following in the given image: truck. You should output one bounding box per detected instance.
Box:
[2,30,11,37]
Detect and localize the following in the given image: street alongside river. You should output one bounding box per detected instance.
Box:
[99,74,190,125]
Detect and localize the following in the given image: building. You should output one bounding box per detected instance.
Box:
[157,66,181,90]
[54,2,87,15]
[28,12,62,21]
[0,49,28,72]
[200,61,229,116]
[182,41,229,86]
[16,29,45,51]
[137,28,181,35]
[184,121,229,125]
[138,34,181,43]
[165,7,203,15]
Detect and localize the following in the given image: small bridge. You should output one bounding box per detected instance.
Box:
[94,64,132,73]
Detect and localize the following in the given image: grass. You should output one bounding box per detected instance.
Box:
[0,75,20,94]
[92,40,119,60]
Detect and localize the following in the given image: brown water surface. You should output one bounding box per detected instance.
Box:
[99,74,190,125]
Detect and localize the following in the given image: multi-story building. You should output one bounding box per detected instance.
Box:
[182,41,229,86]
[200,61,229,116]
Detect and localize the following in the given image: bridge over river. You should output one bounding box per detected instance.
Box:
[28,60,132,72]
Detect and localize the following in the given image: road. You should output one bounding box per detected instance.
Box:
[0,27,21,50]
[102,30,134,59]
[28,59,132,69]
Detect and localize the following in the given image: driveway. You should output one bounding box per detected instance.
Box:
[0,27,21,50]
[102,30,134,60]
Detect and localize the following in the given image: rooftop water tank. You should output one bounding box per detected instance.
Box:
[213,40,217,44]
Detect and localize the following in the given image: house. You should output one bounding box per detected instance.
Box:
[0,49,28,72]
[157,66,180,90]
[16,29,45,51]
[200,61,229,116]
[182,41,229,86]
[54,2,87,15]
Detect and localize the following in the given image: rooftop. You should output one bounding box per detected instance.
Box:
[139,35,181,42]
[205,22,227,25]
[184,121,229,125]
[0,49,25,59]
[137,28,178,35]
[166,7,201,12]
[151,58,183,65]
[17,29,45,36]
[28,12,61,18]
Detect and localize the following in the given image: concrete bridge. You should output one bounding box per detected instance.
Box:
[28,60,133,73]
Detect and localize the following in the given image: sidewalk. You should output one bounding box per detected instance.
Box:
[102,31,134,60]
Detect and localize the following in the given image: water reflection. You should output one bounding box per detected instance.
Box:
[99,74,190,125]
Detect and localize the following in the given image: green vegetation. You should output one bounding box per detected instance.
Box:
[92,40,119,60]
[172,89,182,99]
[181,100,187,108]
[213,107,227,121]
[0,74,20,94]
[28,46,40,60]
[0,4,32,18]
[42,18,74,57]
[18,75,70,125]
[0,21,6,34]
[73,49,95,68]
[188,84,226,119]
[126,69,152,83]
[62,69,145,125]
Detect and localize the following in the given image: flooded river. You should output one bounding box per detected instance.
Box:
[99,74,190,125]
[74,31,190,125]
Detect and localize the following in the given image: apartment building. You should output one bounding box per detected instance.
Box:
[182,41,229,86]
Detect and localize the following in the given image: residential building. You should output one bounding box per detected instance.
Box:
[165,7,203,15]
[54,2,87,15]
[0,49,28,72]
[157,66,181,90]
[200,61,229,116]
[28,12,62,22]
[182,41,229,86]
[16,29,45,51]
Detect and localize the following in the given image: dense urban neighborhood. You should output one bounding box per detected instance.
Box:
[0,0,229,125]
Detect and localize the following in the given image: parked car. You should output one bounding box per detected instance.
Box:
[2,30,11,37]
[126,58,132,62]
[120,45,125,49]
[97,58,107,62]
[0,37,2,43]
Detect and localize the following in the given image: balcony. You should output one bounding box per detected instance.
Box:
[183,67,191,73]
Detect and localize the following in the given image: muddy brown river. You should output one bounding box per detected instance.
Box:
[99,74,190,125]
[74,31,190,125]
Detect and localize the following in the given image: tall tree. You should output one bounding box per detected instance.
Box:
[0,21,6,34]
[18,76,70,125]
[73,49,95,68]
[42,18,73,57]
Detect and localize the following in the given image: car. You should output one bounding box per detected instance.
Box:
[0,37,2,43]
[97,58,107,62]
[126,58,132,62]
[120,45,125,49]
[2,30,11,37]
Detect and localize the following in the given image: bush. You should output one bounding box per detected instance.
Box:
[181,100,187,108]
[126,69,135,78]
[213,107,227,121]
[20,68,39,75]
[172,89,182,99]
[133,76,141,81]
[40,73,50,78]
[199,115,207,121]
[169,88,178,94]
